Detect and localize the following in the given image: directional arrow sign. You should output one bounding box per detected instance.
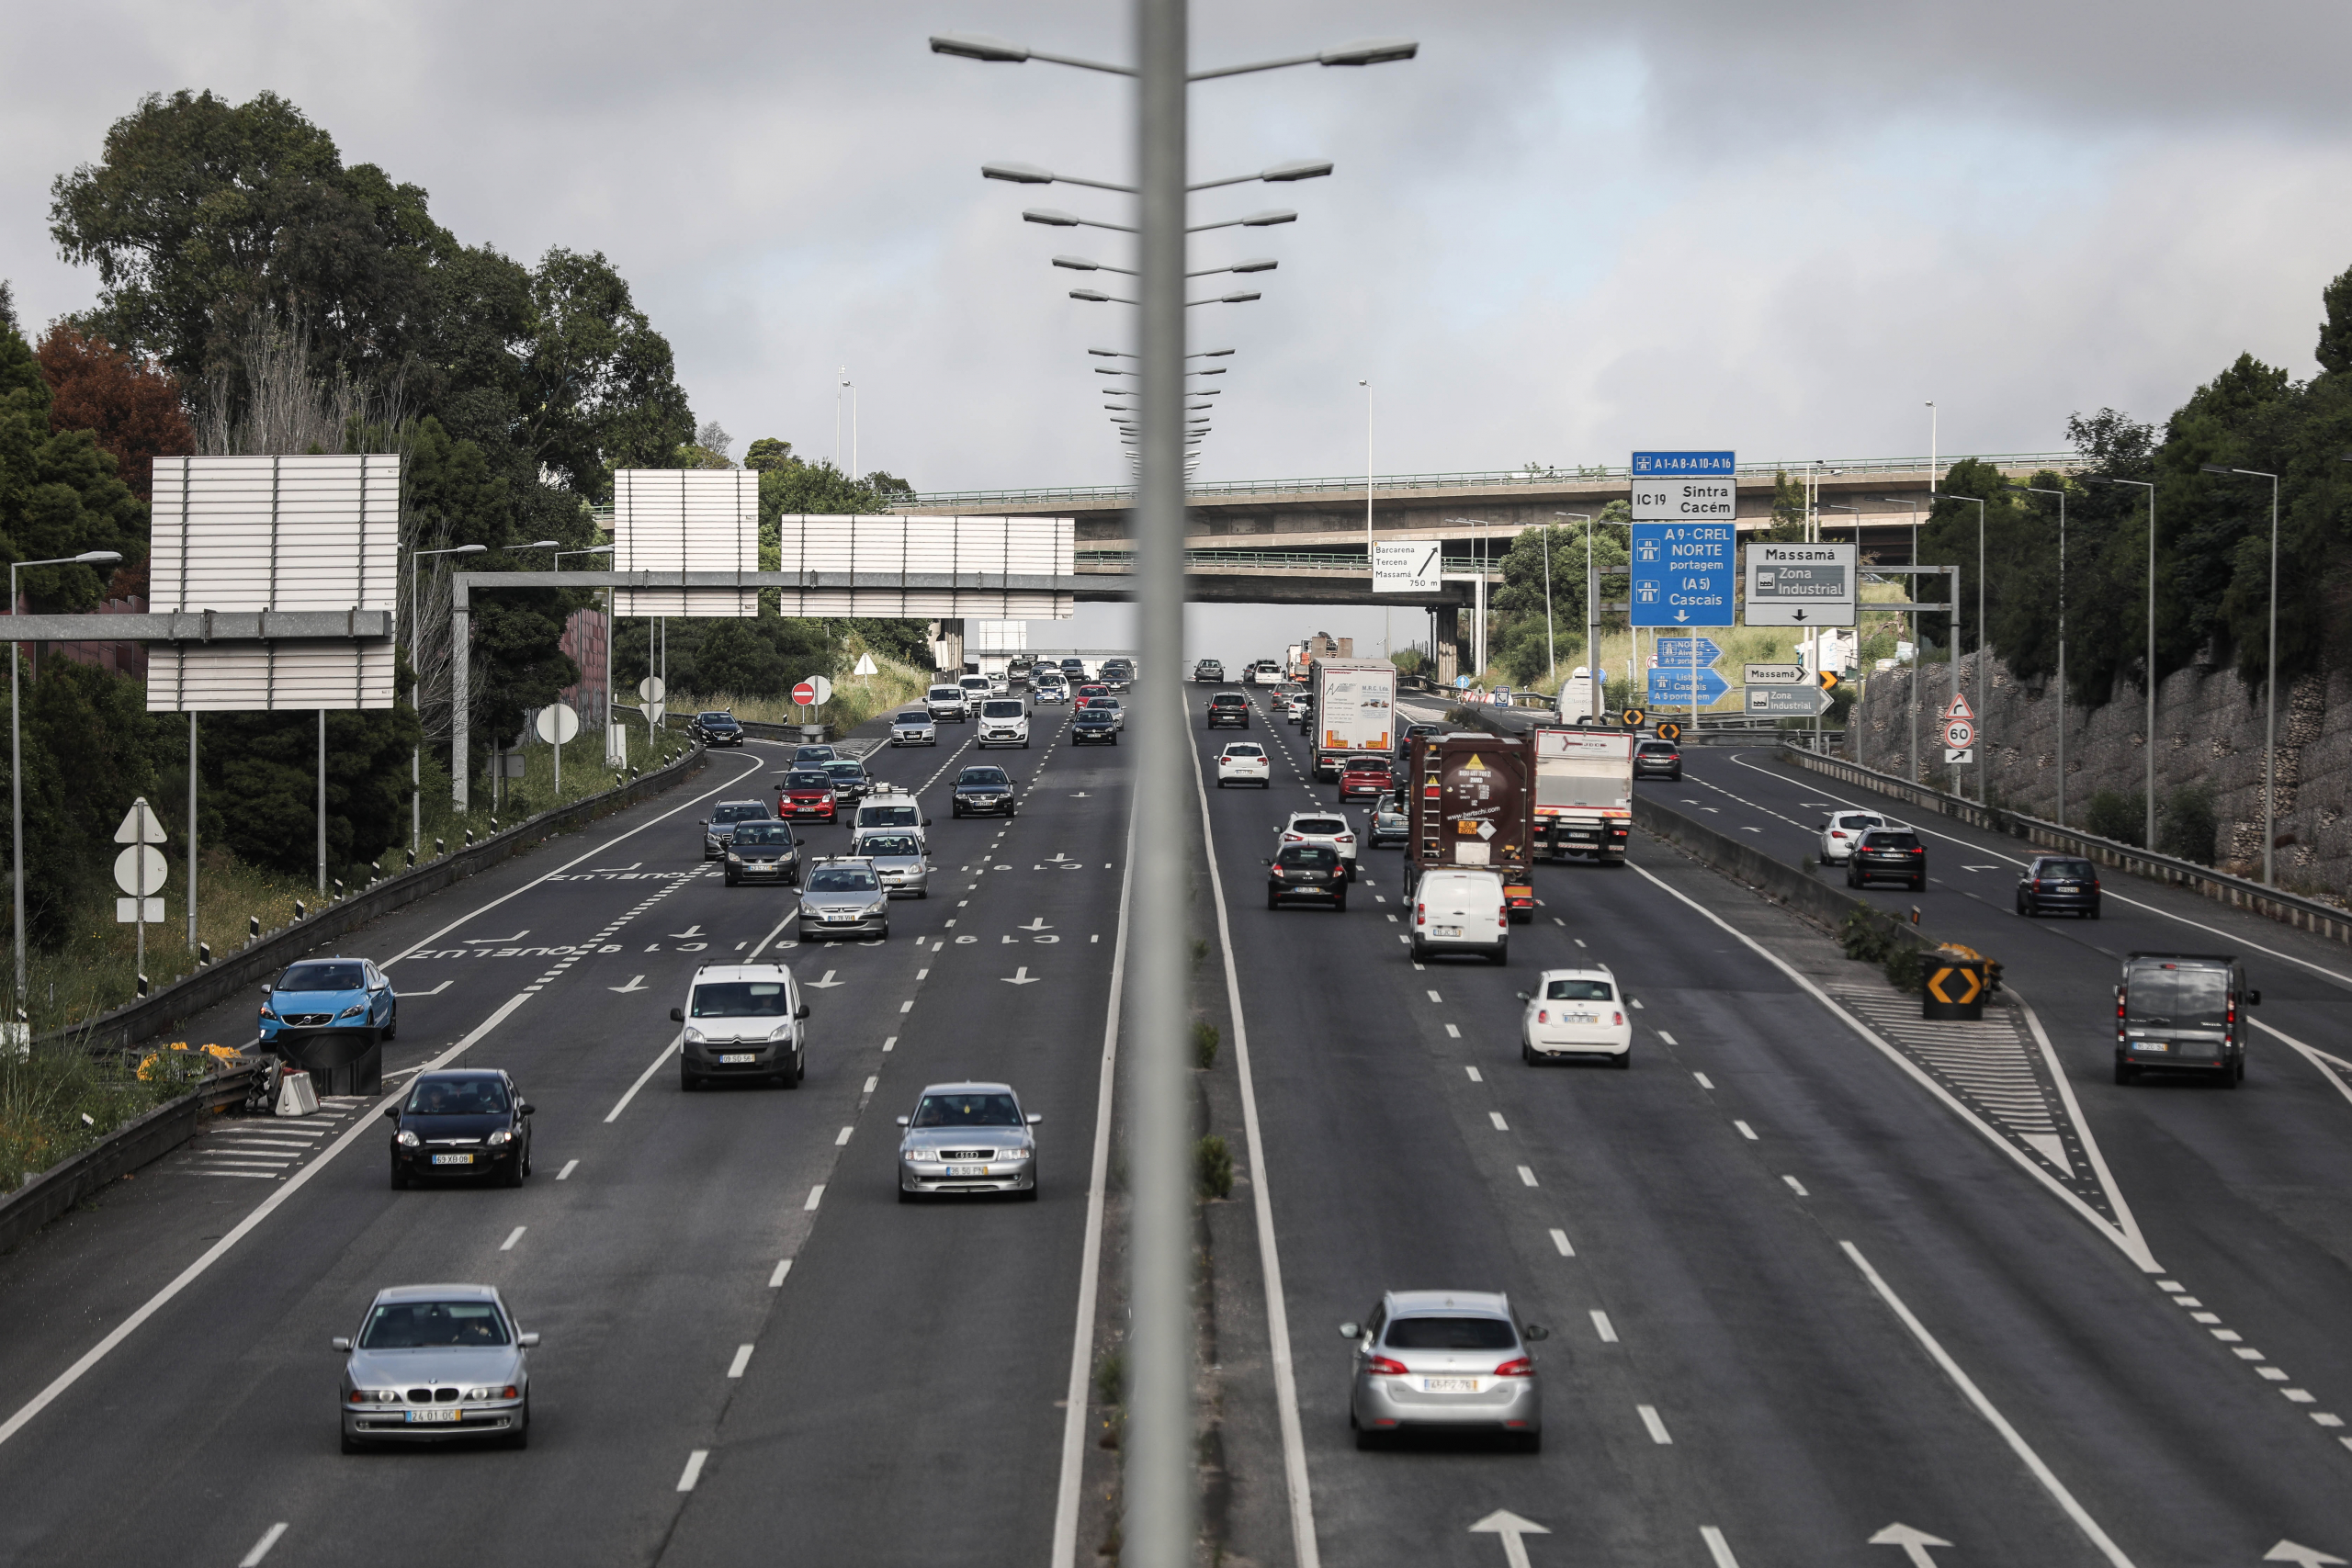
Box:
[2266,1544,2349,1565]
[1019,918,1053,931]
[1654,636,1722,667]
[806,969,845,988]
[1744,686,1833,716]
[607,975,650,994]
[1646,668,1731,706]
[1001,966,1040,986]
[1630,522,1736,628]
[1468,1510,1551,1568]
[1745,662,1807,685]
[1869,1523,1952,1566]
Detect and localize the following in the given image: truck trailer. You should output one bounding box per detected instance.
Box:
[1532,727,1633,863]
[1402,731,1538,921]
[1308,658,1399,783]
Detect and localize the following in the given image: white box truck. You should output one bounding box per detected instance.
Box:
[1309,658,1398,782]
[1555,666,1602,724]
[1532,726,1632,863]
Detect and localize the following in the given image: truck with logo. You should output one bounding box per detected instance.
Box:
[1307,658,1398,783]
[1532,726,1633,863]
[1402,731,1537,921]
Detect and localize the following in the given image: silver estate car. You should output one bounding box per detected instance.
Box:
[1341,1291,1547,1450]
[897,1081,1041,1201]
[890,710,937,746]
[797,858,889,942]
[336,1284,537,1451]
[853,829,931,898]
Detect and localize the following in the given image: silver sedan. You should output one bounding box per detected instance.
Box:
[1341,1290,1547,1450]
[853,830,931,898]
[897,1081,1041,1201]
[890,711,937,746]
[337,1284,537,1451]
[797,859,889,941]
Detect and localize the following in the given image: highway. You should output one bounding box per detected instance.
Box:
[0,683,2346,1564]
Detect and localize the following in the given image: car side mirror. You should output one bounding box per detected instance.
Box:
[796,838,806,846]
[796,1003,810,1021]
[669,1007,684,1022]
[1027,1112,1043,1125]
[332,1336,352,1351]
[518,1332,541,1348]
[896,1115,910,1127]
[518,1103,535,1116]
[261,983,273,995]
[2246,989,2261,1006]
[382,1105,400,1121]
[1522,1323,1551,1342]
[922,818,933,827]
[1338,1322,1362,1340]
[1514,991,1530,1001]
[1261,859,1272,866]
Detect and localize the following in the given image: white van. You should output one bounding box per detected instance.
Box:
[1409,869,1510,964]
[978,697,1031,749]
[854,790,931,845]
[927,683,970,722]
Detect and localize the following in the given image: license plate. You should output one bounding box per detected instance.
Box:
[431,1153,475,1165]
[2138,1041,2169,1052]
[406,1406,461,1424]
[1421,1378,1477,1393]
[947,1165,988,1177]
[827,913,855,922]
[1435,926,1463,939]
[1567,1013,1596,1023]
[718,1053,756,1064]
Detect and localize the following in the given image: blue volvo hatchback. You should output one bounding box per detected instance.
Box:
[260,957,398,1054]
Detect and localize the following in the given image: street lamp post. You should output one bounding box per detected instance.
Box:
[2200,465,2280,882]
[2008,484,2069,827]
[2087,477,2157,847]
[1822,504,1860,764]
[410,544,487,855]
[1871,496,1926,784]
[488,542,563,818]
[11,550,123,999]
[1554,513,1593,714]
[1360,378,1373,581]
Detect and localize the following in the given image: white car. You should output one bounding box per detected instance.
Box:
[1250,662,1286,686]
[1216,742,1272,788]
[926,683,970,723]
[977,698,1030,749]
[1032,672,1069,704]
[1277,810,1357,879]
[1517,968,1631,1066]
[1818,810,1896,863]
[1409,868,1509,964]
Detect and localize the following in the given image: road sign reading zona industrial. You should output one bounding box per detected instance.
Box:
[1744,687,1832,716]
[1745,663,1807,686]
[1647,667,1730,706]
[1373,538,1442,593]
[1631,524,1736,627]
[1744,542,1857,626]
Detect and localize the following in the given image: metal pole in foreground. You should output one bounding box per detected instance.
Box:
[187,714,198,951]
[317,710,328,894]
[1128,3,1193,1565]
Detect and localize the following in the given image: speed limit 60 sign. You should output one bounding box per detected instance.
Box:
[1944,718,1974,750]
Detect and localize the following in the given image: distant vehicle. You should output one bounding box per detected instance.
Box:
[889,710,937,747]
[1099,658,1134,691]
[1555,666,1600,725]
[854,790,929,840]
[386,1069,533,1187]
[336,1284,537,1451]
[1248,660,1286,686]
[703,799,776,858]
[853,829,931,898]
[986,671,1011,696]
[1632,738,1681,781]
[1074,682,1111,707]
[978,697,1031,749]
[1340,1291,1546,1451]
[1081,695,1125,731]
[792,743,838,766]
[1532,728,1632,865]
[1216,741,1271,788]
[671,963,808,1089]
[1266,842,1348,910]
[2115,952,2256,1087]
[1059,657,1091,681]
[1193,659,1226,682]
[689,710,746,748]
[820,758,873,805]
[2017,854,2100,919]
[1846,827,1926,890]
[724,820,803,886]
[1410,868,1510,964]
[1071,707,1120,745]
[797,858,889,942]
[774,772,838,824]
[927,683,971,722]
[1369,791,1410,847]
[959,674,994,705]
[1277,810,1358,879]
[1517,968,1631,1066]
[1307,659,1396,782]
[1396,721,1442,759]
[260,956,397,1062]
[1205,691,1250,728]
[1340,757,1396,802]
[1404,733,1535,924]
[1032,671,1070,703]
[1007,656,1036,685]
[896,1081,1042,1201]
[952,764,1019,818]
[1817,810,1894,864]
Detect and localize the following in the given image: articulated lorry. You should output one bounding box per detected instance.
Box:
[1308,658,1398,782]
[1532,727,1632,863]
[1402,731,1537,921]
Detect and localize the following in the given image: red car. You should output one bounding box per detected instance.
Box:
[1339,759,1395,800]
[1074,683,1111,706]
[776,769,840,823]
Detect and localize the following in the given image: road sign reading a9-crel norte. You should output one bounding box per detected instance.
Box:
[1744,542,1857,626]
[1630,524,1736,627]
[792,676,834,706]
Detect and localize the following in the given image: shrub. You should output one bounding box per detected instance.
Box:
[1193,1019,1220,1070]
[2083,789,2145,847]
[2157,785,2217,863]
[1193,1134,1234,1200]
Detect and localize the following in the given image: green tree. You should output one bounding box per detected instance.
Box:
[0,300,145,610]
[1766,469,1809,542]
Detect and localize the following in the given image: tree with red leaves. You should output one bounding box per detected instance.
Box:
[34,324,190,504]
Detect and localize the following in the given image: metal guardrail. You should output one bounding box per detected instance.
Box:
[1780,748,2352,947]
[1077,548,1498,575]
[0,1062,260,1254]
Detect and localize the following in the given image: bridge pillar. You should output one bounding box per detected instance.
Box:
[1433,604,1463,687]
[929,618,967,673]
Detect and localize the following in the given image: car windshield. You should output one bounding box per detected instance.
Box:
[734,824,794,847]
[1384,1316,1517,1351]
[1835,814,1882,830]
[1638,742,1675,756]
[714,803,770,823]
[1278,846,1340,868]
[929,687,962,701]
[911,1091,1023,1128]
[1292,818,1346,835]
[1866,832,1921,850]
[794,746,835,762]
[893,713,928,727]
[2041,860,2095,879]
[860,804,920,827]
[280,962,365,991]
[961,677,989,688]
[359,1299,513,1349]
[1079,711,1113,724]
[699,712,734,725]
[1224,745,1263,758]
[960,769,1010,786]
[2126,964,2231,1026]
[822,762,866,782]
[982,701,1023,717]
[858,835,920,857]
[404,1077,510,1114]
[785,773,832,790]
[1544,978,1615,1000]
[806,868,878,893]
[1213,696,1244,706]
[1035,673,1065,684]
[691,981,790,1018]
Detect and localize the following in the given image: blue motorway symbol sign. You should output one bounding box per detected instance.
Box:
[1652,637,1722,668]
[1631,451,1736,477]
[1646,667,1730,706]
[1630,523,1736,627]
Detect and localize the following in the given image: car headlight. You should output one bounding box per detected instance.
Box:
[684,1026,706,1043]
[487,1129,512,1145]
[728,852,742,863]
[768,1021,796,1042]
[259,1007,277,1021]
[395,1129,420,1147]
[997,1146,1032,1162]
[866,901,888,917]
[337,1003,368,1020]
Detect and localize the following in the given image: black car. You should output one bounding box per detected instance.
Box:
[952,764,1019,818]
[726,821,804,886]
[1265,843,1348,910]
[1398,722,1442,759]
[1205,692,1250,728]
[690,710,746,748]
[1846,827,1926,890]
[2017,855,2100,918]
[2115,952,2256,1086]
[1100,659,1134,691]
[387,1069,534,1188]
[1072,708,1119,745]
[703,800,775,860]
[821,758,873,806]
[1633,739,1681,781]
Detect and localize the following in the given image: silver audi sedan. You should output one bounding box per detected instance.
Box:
[852,829,931,898]
[1341,1290,1547,1450]
[336,1284,537,1451]
[897,1082,1041,1201]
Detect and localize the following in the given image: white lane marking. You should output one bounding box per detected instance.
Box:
[882,1036,897,1053]
[1657,1032,1678,1045]
[1426,989,1442,1003]
[239,1522,289,1566]
[1518,1166,1538,1187]
[1553,917,1565,927]
[863,1076,878,1094]
[2252,1018,2352,1115]
[1700,1525,1741,1568]
[1841,1241,2137,1565]
[1549,1228,1575,1257]
[916,968,930,980]
[1783,1175,1810,1197]
[1464,1066,1483,1083]
[396,980,452,997]
[805,1185,824,1212]
[1624,861,2157,1272]
[1574,938,1588,948]
[769,1258,792,1287]
[1638,1404,1673,1444]
[749,916,794,959]
[1734,1121,1758,1141]
[1630,998,1643,1009]
[0,990,532,1452]
[676,1450,708,1491]
[727,1345,754,1379]
[500,1225,526,1251]
[1445,1024,1462,1039]
[1488,1111,1509,1131]
[835,1126,854,1146]
[1590,1310,1619,1343]
[1694,1072,1713,1089]
[605,1032,683,1123]
[899,999,914,1012]
[556,1160,578,1180]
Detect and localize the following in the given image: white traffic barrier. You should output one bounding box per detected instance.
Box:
[274,1069,320,1117]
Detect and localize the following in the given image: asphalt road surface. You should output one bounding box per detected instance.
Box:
[0,686,2346,1567]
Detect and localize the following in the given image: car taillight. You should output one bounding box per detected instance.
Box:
[1612,1011,1623,1025]
[1831,831,1848,839]
[1366,1355,1410,1377]
[1499,911,1509,928]
[1415,905,1426,924]
[1493,1358,1532,1378]
[1335,834,1353,843]
[1536,1009,1548,1023]
[1912,848,1924,855]
[2117,991,2127,1021]
[1284,833,1303,841]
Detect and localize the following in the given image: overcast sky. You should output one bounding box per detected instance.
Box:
[9,0,2351,660]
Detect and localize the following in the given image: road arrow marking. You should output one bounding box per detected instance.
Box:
[1001,966,1040,986]
[1869,1524,1952,1565]
[1468,1510,1550,1568]
[397,980,452,998]
[1021,918,1053,931]
[807,970,845,988]
[463,930,529,944]
[607,976,650,994]
[1069,792,1091,797]
[2266,1545,2350,1566]
[669,925,705,940]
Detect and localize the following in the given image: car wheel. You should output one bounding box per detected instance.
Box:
[725,873,738,886]
[1267,890,1282,910]
[2114,1061,2135,1086]
[342,1429,367,1455]
[382,1007,397,1042]
[2017,896,2030,916]
[1521,1038,1537,1066]
[2087,902,2101,920]
[390,1162,406,1190]
[1846,869,1859,887]
[1515,1429,1543,1454]
[1020,1169,1039,1201]
[1216,779,1227,788]
[504,1154,526,1188]
[952,805,963,818]
[789,1048,806,1088]
[680,1066,701,1091]
[1353,1423,1384,1451]
[1614,1047,1631,1070]
[2237,1054,2248,1081]
[2219,1060,2241,1089]
[1489,944,1509,966]
[505,1402,530,1450]
[1333,892,1348,912]
[1911,875,1926,890]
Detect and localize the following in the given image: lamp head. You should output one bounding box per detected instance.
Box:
[1261,160,1334,183]
[1318,38,1419,66]
[1023,209,1081,228]
[931,33,1030,62]
[981,162,1054,185]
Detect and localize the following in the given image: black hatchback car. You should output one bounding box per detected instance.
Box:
[1072,707,1119,745]
[1265,843,1348,910]
[952,764,1019,818]
[1205,692,1250,728]
[2018,855,2101,918]
[1397,722,1442,760]
[726,820,804,886]
[690,710,746,747]
[1846,827,1926,889]
[387,1070,534,1188]
[1633,739,1682,781]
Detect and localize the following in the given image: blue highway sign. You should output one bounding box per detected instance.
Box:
[1653,637,1722,667]
[1646,667,1730,706]
[1630,523,1736,627]
[1631,451,1736,477]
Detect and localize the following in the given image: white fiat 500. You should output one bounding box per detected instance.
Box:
[1216,742,1272,788]
[1818,810,1894,863]
[1517,967,1632,1066]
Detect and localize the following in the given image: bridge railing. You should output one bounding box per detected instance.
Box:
[1077,547,1496,574]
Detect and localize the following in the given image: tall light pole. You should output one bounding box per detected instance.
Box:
[1926,491,1985,797]
[2009,484,2068,827]
[11,549,122,998]
[410,543,487,853]
[2201,464,2280,882]
[1360,378,1373,577]
[1872,495,1925,784]
[2087,477,2157,846]
[1554,512,1592,712]
[1823,504,1860,764]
